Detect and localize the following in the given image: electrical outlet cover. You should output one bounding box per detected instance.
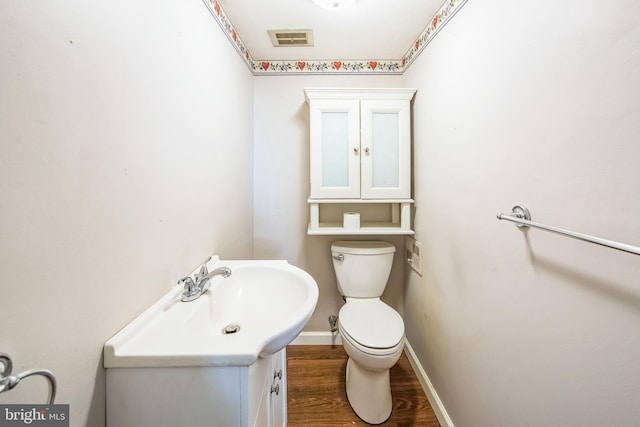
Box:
[404,236,423,275]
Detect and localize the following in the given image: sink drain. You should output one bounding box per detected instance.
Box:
[222,324,240,334]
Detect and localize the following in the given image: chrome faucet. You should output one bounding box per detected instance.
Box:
[195,265,232,294]
[179,260,232,302]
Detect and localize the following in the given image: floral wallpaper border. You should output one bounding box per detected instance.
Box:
[202,0,469,75]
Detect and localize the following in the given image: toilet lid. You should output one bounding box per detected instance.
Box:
[339,299,404,349]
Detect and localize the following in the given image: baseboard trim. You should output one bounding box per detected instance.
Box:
[290,331,342,346]
[403,339,455,427]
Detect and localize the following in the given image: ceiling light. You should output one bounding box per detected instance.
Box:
[311,0,357,11]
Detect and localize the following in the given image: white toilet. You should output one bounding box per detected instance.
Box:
[331,240,405,425]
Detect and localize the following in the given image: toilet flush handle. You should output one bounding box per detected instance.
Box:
[332,254,344,261]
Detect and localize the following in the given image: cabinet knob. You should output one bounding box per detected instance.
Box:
[270,383,280,395]
[353,147,359,155]
[364,147,370,155]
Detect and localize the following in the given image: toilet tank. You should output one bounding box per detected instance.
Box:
[331,241,396,298]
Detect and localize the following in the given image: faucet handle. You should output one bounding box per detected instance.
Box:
[178,276,196,290]
[196,256,211,283]
[178,277,200,302]
[198,263,208,279]
[195,266,208,287]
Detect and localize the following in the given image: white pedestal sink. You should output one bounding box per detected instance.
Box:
[103,257,319,427]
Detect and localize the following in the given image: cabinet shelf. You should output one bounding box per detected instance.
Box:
[307,199,413,236]
[307,198,414,204]
[307,222,415,235]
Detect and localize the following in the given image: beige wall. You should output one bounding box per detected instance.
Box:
[0,0,253,425]
[252,75,407,331]
[403,0,640,425]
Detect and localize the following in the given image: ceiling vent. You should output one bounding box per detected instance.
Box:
[268,29,314,47]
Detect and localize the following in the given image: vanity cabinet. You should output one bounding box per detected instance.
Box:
[304,88,416,235]
[106,348,287,427]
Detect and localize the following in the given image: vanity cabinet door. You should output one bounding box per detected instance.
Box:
[269,348,287,427]
[360,100,411,199]
[309,99,361,199]
[249,348,287,427]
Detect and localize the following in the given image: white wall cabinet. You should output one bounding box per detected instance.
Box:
[304,88,416,235]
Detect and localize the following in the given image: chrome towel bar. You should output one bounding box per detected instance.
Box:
[497,204,640,256]
[0,353,57,404]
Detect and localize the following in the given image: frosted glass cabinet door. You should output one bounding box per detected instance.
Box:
[360,100,411,198]
[309,99,360,198]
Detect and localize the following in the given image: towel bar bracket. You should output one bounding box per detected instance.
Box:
[510,205,531,228]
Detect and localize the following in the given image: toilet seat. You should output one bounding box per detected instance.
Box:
[339,299,404,354]
[340,324,404,357]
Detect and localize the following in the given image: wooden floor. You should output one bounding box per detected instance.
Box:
[286,345,441,427]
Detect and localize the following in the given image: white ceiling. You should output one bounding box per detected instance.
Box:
[218,0,445,61]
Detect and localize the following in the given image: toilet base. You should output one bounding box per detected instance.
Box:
[345,357,392,424]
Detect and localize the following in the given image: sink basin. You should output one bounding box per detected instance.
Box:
[104,257,319,367]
